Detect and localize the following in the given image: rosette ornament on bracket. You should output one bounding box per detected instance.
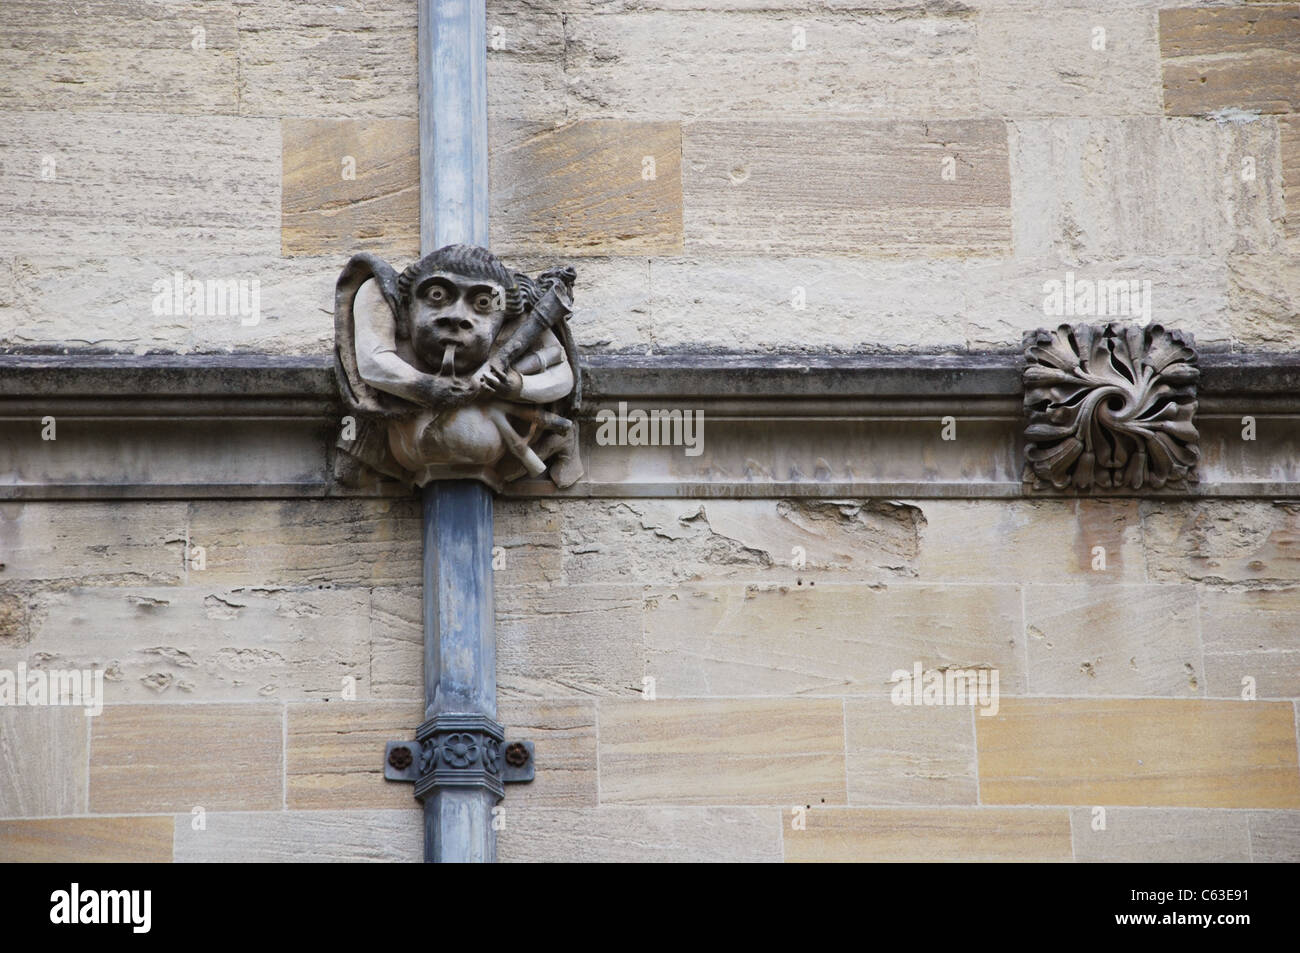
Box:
[1022,323,1200,491]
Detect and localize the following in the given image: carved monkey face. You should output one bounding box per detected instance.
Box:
[409,272,507,375]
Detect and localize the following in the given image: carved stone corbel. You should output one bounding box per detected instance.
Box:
[1022,323,1200,491]
[333,244,583,492]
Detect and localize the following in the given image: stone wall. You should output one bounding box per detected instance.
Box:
[1,1,1299,861]
[2,497,1298,861]
[3,1,1298,355]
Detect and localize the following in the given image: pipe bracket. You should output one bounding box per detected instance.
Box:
[384,714,534,798]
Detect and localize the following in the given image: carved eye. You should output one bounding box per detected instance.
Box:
[426,285,449,304]
[472,292,496,313]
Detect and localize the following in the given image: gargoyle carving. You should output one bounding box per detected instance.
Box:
[1023,323,1199,491]
[333,244,582,491]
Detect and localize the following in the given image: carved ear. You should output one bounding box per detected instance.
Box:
[507,271,537,316]
[334,253,405,417]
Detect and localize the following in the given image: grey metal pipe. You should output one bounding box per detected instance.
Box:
[420,0,489,250]
[417,0,497,864]
[421,480,497,863]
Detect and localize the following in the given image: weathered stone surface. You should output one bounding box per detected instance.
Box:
[598,698,846,805]
[188,500,422,587]
[0,258,13,320]
[564,11,979,119]
[695,500,926,580]
[1249,809,1300,862]
[286,701,420,810]
[978,698,1300,808]
[0,708,88,818]
[0,591,27,643]
[504,0,982,9]
[642,252,1273,353]
[647,257,968,352]
[1141,502,1300,586]
[498,807,781,862]
[844,697,978,805]
[562,500,774,584]
[370,585,643,699]
[0,247,1282,359]
[0,1,239,115]
[235,0,416,118]
[916,500,1146,584]
[90,704,282,812]
[493,499,564,587]
[485,7,567,122]
[644,583,1023,696]
[497,699,599,807]
[490,121,683,256]
[279,119,684,259]
[1070,808,1251,862]
[499,587,645,697]
[0,503,187,587]
[682,120,1011,256]
[1200,589,1300,699]
[1225,254,1300,348]
[0,255,342,354]
[0,112,280,258]
[1160,6,1300,116]
[365,587,421,701]
[1283,117,1300,245]
[187,255,339,352]
[1009,117,1284,259]
[174,810,420,862]
[0,816,173,863]
[560,499,926,585]
[970,0,1214,7]
[526,0,1194,8]
[979,11,1161,116]
[12,586,370,702]
[281,119,419,260]
[785,807,1072,862]
[1024,585,1203,696]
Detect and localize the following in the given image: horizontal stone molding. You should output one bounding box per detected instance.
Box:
[1,351,1299,500]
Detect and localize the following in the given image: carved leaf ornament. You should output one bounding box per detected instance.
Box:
[1023,323,1200,491]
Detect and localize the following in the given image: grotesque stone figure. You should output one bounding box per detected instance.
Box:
[333,245,582,490]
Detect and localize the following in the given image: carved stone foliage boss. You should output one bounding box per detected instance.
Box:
[1023,323,1200,491]
[334,244,582,491]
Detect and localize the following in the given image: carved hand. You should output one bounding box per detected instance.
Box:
[481,364,523,399]
[413,374,481,409]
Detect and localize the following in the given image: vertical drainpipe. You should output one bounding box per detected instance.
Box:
[417,0,497,864]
